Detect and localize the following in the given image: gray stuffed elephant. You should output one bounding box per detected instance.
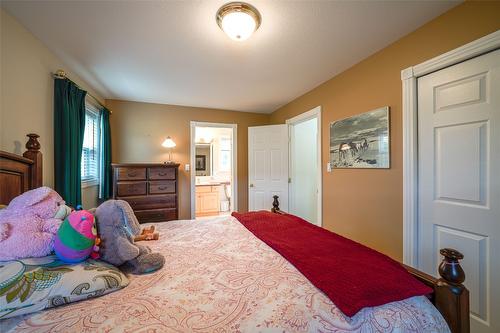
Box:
[94,200,165,274]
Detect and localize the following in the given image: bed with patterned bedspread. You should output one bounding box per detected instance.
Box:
[1,216,449,332]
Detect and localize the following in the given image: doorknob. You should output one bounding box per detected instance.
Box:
[249,184,254,188]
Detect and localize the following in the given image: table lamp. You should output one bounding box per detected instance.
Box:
[161,136,176,164]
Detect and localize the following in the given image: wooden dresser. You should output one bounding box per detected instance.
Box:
[112,163,180,223]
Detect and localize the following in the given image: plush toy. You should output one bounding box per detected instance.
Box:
[54,210,99,263]
[134,225,160,241]
[54,204,72,220]
[94,200,165,274]
[0,187,71,261]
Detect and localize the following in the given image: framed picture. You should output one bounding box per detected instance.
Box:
[195,155,206,171]
[330,106,390,169]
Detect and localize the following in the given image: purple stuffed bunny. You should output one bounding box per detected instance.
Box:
[0,187,69,261]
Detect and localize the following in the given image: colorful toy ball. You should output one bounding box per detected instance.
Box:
[54,210,97,263]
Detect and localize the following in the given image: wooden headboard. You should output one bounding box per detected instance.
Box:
[0,134,43,205]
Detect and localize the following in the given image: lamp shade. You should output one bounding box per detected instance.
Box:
[161,137,176,148]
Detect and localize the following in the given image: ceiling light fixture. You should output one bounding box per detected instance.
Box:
[216,2,261,41]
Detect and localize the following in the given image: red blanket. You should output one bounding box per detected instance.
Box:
[232,211,432,317]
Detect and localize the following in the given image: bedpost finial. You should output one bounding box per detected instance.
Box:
[271,195,280,213]
[439,248,465,285]
[25,133,40,151]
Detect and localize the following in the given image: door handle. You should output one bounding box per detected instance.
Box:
[249,184,254,188]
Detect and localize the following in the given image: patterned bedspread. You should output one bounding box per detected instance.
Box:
[1,216,449,332]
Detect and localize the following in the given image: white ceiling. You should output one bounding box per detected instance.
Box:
[2,0,460,113]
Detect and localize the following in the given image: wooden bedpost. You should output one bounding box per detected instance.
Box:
[403,250,469,333]
[271,195,280,213]
[435,249,470,333]
[22,133,42,188]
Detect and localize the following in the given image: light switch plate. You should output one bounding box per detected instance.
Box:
[326,162,332,173]
[185,164,190,171]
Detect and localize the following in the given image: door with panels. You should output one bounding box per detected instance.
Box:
[248,125,288,212]
[418,49,500,333]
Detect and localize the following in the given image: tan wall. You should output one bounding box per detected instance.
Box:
[106,99,270,219]
[0,9,105,207]
[3,1,499,252]
[270,1,500,260]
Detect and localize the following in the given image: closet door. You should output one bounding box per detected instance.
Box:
[418,49,500,333]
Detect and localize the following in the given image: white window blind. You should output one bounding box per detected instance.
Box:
[81,104,100,185]
[219,137,231,172]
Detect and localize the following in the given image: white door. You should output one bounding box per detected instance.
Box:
[418,49,500,333]
[289,117,319,225]
[248,125,289,211]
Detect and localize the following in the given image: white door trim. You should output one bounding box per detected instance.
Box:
[401,30,500,267]
[286,106,322,227]
[190,121,238,219]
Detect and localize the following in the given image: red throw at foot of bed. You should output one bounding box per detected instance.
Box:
[232,211,432,317]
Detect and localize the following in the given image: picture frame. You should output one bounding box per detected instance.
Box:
[330,106,390,169]
[195,155,206,171]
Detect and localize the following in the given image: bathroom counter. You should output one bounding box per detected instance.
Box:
[195,181,230,187]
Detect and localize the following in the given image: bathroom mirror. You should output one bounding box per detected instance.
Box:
[195,143,212,176]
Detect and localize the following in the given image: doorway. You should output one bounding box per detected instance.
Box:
[287,106,322,226]
[190,122,237,219]
[247,107,322,226]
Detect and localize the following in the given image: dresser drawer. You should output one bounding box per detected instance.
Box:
[135,208,177,223]
[116,181,147,196]
[149,181,176,194]
[119,194,176,210]
[113,163,179,224]
[149,167,176,180]
[116,167,147,181]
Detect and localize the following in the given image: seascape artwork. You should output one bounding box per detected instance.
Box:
[330,107,390,168]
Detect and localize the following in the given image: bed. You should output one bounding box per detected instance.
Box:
[0,134,470,333]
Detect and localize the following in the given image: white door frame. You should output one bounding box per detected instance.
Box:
[401,30,500,267]
[286,106,322,226]
[190,121,238,219]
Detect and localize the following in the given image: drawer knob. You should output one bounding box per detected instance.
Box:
[159,172,167,176]
[159,186,167,190]
[128,171,137,177]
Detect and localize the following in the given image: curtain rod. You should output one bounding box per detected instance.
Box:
[53,69,112,114]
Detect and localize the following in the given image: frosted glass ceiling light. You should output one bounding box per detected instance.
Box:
[216,2,261,41]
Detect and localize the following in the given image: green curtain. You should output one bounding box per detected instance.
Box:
[99,107,112,200]
[54,78,87,207]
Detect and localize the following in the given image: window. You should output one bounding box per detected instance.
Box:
[219,137,231,172]
[81,103,100,186]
